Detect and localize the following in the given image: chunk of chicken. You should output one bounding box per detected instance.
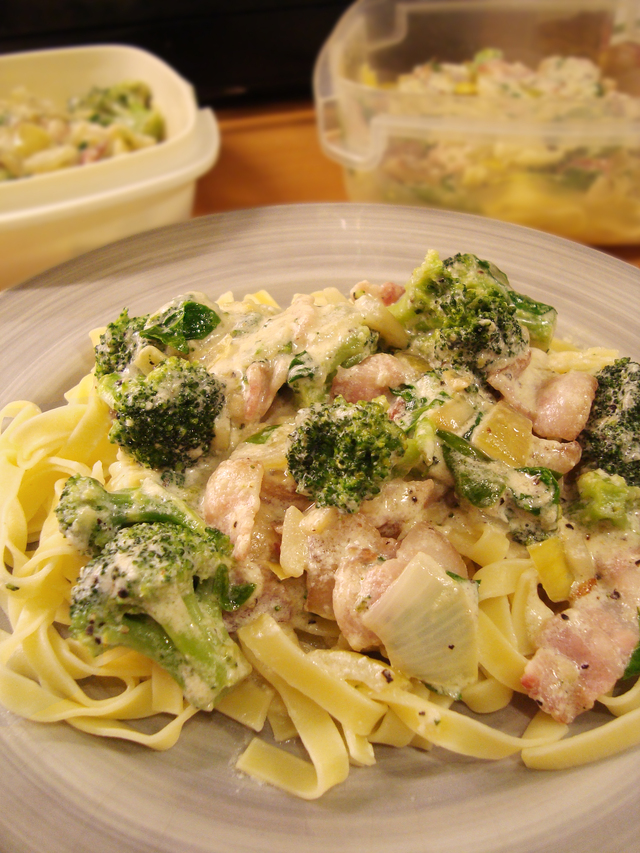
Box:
[331,353,414,403]
[358,479,441,538]
[488,348,597,441]
[305,513,398,620]
[350,279,405,306]
[203,458,264,560]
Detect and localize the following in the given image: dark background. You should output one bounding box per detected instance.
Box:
[0,0,352,107]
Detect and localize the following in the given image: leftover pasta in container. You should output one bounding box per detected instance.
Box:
[315,0,640,244]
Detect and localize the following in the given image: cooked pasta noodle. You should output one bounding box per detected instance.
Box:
[1,254,640,801]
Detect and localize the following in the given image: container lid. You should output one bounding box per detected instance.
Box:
[314,0,640,170]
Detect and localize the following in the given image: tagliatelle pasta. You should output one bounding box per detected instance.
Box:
[1,257,640,801]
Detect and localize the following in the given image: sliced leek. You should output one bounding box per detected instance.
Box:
[362,552,479,697]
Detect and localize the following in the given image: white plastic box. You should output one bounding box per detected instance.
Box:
[314,0,640,244]
[0,44,220,290]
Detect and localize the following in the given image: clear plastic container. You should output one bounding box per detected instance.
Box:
[314,0,640,244]
[0,44,220,289]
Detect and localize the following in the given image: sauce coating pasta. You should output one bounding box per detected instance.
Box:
[1,250,639,799]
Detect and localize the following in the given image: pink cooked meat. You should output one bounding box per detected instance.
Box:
[533,370,598,442]
[522,545,640,723]
[350,280,405,306]
[488,348,598,441]
[333,522,468,651]
[203,458,264,560]
[331,353,413,403]
[306,513,398,620]
[243,358,290,422]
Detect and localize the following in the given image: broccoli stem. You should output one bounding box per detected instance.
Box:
[70,523,252,710]
[97,613,193,686]
[507,291,557,351]
[147,587,250,701]
[56,474,225,556]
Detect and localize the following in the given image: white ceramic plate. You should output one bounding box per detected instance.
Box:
[1,204,639,853]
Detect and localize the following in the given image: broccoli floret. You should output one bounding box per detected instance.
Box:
[437,429,561,543]
[94,309,150,379]
[70,81,165,140]
[69,523,251,710]
[94,298,221,379]
[286,396,408,512]
[58,474,254,709]
[98,356,224,471]
[570,469,640,528]
[55,474,229,556]
[388,251,557,378]
[580,358,640,486]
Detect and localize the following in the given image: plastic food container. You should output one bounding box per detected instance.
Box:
[314,0,640,244]
[0,44,220,290]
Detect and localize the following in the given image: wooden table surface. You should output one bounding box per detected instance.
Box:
[194,101,347,215]
[194,100,640,269]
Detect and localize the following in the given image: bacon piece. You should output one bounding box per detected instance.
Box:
[528,435,582,474]
[358,479,440,538]
[304,480,440,621]
[521,544,640,723]
[487,349,535,413]
[390,521,469,579]
[219,480,310,633]
[80,141,108,164]
[330,531,401,651]
[243,358,290,422]
[305,513,397,620]
[222,562,307,633]
[521,593,638,723]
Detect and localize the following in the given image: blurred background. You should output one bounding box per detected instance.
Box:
[0,1,353,107]
[3,0,640,288]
